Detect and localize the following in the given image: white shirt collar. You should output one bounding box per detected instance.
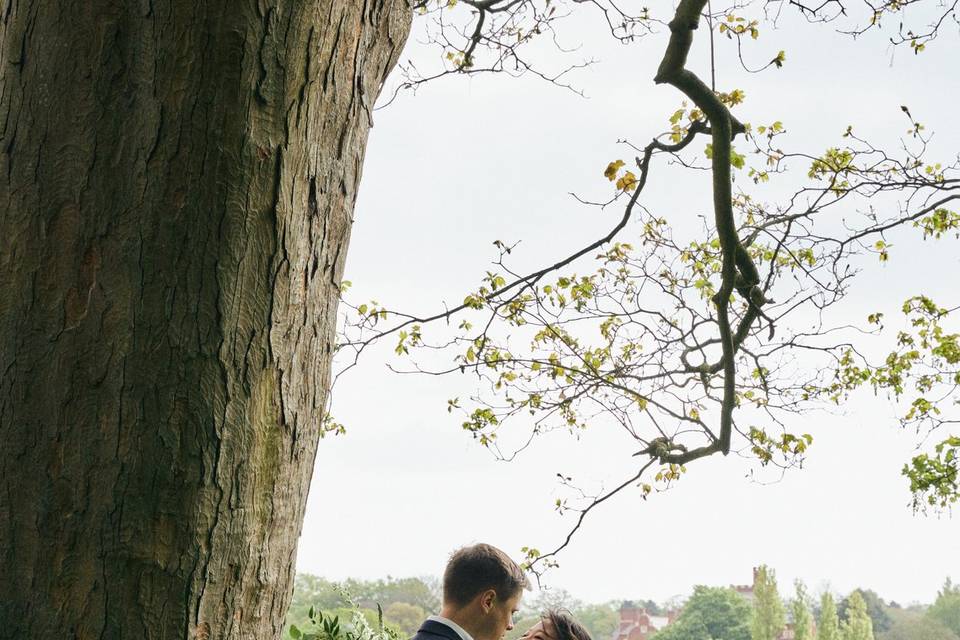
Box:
[427,615,475,640]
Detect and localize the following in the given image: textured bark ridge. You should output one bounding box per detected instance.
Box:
[0,1,410,637]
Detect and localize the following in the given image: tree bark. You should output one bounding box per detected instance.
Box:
[0,1,410,637]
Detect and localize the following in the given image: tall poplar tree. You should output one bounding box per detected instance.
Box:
[751,566,786,640]
[818,593,841,640]
[793,581,814,640]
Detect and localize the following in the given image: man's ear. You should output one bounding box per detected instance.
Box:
[479,589,497,613]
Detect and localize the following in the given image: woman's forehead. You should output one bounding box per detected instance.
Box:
[526,621,546,634]
[525,617,557,639]
[538,618,558,638]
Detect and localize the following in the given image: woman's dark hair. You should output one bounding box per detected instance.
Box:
[545,609,593,640]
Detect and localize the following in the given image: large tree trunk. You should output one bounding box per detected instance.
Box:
[0,1,410,637]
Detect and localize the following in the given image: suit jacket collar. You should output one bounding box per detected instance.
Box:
[418,619,466,640]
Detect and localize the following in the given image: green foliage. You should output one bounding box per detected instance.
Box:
[704,142,746,169]
[342,0,960,550]
[288,597,404,640]
[287,576,440,637]
[793,582,814,640]
[383,603,429,636]
[287,576,352,625]
[904,437,960,512]
[749,429,813,466]
[838,590,891,634]
[819,593,840,640]
[560,602,620,640]
[880,612,959,640]
[652,586,752,640]
[340,576,439,613]
[819,296,959,511]
[840,591,874,640]
[929,578,960,637]
[915,208,960,240]
[751,566,785,640]
[603,159,639,191]
[807,147,855,191]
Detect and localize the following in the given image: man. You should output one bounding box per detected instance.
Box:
[412,543,529,640]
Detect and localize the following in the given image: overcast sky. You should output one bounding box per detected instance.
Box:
[297,4,959,608]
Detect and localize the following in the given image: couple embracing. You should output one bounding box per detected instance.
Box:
[413,544,591,640]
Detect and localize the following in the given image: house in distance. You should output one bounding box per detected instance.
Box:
[610,601,677,640]
[610,568,808,640]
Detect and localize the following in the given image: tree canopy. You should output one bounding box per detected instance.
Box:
[335,0,960,571]
[793,581,814,640]
[751,566,785,640]
[651,586,752,640]
[839,590,892,635]
[818,592,841,640]
[930,579,960,638]
[840,591,875,640]
[881,612,959,640]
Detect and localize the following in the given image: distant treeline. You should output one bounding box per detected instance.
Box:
[286,574,960,640]
[285,575,629,640]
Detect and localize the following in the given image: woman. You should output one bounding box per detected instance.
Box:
[520,610,593,640]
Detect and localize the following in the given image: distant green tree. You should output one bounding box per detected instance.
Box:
[818,593,841,640]
[880,614,959,640]
[652,586,751,640]
[574,603,621,640]
[384,602,428,635]
[929,579,960,637]
[654,616,712,640]
[345,577,441,613]
[839,590,891,634]
[287,576,352,631]
[751,566,785,640]
[840,591,874,640]
[793,581,814,640]
[523,588,584,615]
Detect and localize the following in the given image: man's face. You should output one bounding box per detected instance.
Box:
[479,589,522,640]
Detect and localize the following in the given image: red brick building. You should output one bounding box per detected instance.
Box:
[610,569,812,640]
[610,601,677,640]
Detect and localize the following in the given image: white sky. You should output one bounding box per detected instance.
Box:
[297,4,960,608]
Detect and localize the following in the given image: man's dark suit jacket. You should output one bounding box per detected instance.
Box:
[411,619,464,640]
